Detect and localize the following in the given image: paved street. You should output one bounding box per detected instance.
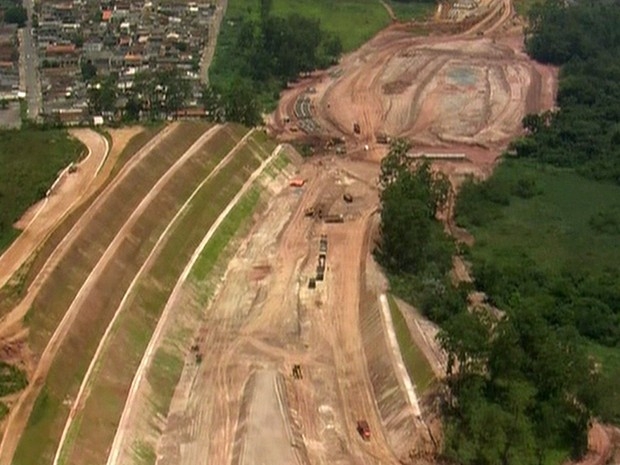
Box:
[21,0,42,120]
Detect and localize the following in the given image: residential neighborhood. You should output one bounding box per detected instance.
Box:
[21,0,216,125]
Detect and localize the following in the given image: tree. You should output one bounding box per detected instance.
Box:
[80,60,97,82]
[222,78,262,126]
[4,6,27,27]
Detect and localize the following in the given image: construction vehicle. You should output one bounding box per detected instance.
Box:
[308,278,316,289]
[343,193,353,203]
[324,214,344,223]
[353,122,361,134]
[292,364,303,379]
[318,254,326,269]
[375,132,391,144]
[68,163,78,174]
[357,420,371,441]
[319,235,328,252]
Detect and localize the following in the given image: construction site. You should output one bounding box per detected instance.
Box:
[0,1,618,465]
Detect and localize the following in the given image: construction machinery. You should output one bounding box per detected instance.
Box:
[357,420,371,441]
[292,364,303,379]
[343,193,353,203]
[353,122,361,134]
[324,214,344,223]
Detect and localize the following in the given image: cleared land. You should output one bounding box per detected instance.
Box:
[271,1,555,181]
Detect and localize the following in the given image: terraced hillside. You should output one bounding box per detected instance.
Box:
[0,122,286,465]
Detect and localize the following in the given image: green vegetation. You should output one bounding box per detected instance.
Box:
[387,0,436,21]
[0,361,28,396]
[435,2,620,463]
[0,129,84,252]
[514,1,620,185]
[221,0,389,52]
[387,295,435,393]
[376,140,466,324]
[208,0,378,117]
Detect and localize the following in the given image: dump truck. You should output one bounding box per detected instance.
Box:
[319,235,328,252]
[357,420,371,441]
[343,193,353,203]
[324,214,344,223]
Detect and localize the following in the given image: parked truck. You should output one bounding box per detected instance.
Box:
[357,420,371,441]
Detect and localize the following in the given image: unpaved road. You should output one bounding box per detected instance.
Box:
[0,129,108,289]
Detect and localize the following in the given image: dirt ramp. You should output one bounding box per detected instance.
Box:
[232,369,308,465]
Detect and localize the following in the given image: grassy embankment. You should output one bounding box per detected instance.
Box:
[53,129,259,465]
[457,158,620,423]
[386,295,435,394]
[12,122,216,465]
[0,125,163,319]
[0,129,84,253]
[125,144,291,465]
[13,128,270,465]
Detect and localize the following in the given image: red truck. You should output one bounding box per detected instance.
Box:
[357,420,371,441]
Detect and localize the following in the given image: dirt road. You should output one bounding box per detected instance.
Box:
[0,129,108,289]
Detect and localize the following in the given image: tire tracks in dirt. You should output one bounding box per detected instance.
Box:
[106,142,282,465]
[0,130,108,290]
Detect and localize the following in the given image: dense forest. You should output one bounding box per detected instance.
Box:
[513,0,620,184]
[379,143,600,465]
[441,0,620,463]
[375,141,468,324]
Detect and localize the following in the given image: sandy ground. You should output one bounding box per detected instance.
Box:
[0,129,108,289]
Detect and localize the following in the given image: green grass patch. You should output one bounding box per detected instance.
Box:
[0,129,85,253]
[0,361,28,396]
[387,0,436,21]
[131,440,157,465]
[458,160,620,273]
[191,187,261,282]
[387,295,435,394]
[224,0,390,52]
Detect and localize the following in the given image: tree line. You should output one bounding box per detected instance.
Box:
[207,0,342,122]
[513,0,620,184]
[378,141,601,464]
